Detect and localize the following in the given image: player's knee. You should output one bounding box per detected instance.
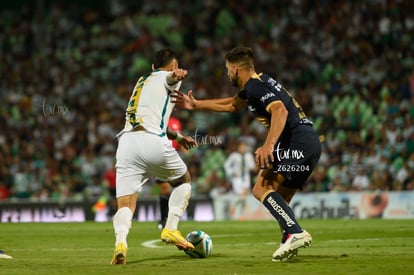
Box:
[252,171,285,200]
[169,170,191,187]
[252,183,268,200]
[159,181,172,195]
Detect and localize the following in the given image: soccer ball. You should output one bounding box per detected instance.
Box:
[184,230,213,258]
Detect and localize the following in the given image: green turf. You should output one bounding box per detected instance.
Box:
[1,219,413,275]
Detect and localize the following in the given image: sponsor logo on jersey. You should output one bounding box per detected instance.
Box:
[260,92,276,103]
[267,77,282,91]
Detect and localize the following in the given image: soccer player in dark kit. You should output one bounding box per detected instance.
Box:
[172,46,321,262]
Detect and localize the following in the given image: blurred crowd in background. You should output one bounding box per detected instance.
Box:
[0,0,413,204]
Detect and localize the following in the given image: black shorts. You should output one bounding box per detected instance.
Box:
[272,124,321,189]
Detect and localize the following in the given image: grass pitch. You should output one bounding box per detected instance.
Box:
[1,219,413,275]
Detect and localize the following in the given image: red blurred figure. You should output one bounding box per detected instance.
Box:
[168,116,182,150]
[0,182,10,200]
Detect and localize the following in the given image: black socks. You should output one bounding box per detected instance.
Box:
[262,191,302,239]
[159,194,169,227]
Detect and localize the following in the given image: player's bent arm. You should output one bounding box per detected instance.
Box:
[166,127,182,141]
[166,127,197,149]
[166,69,188,85]
[264,101,288,147]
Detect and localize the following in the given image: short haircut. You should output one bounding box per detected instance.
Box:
[224,46,254,69]
[153,48,178,69]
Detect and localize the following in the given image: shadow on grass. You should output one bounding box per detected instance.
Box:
[282,254,350,264]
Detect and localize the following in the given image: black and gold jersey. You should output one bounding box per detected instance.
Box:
[238,73,312,135]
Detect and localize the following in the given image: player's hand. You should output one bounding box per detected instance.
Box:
[171,90,197,110]
[255,143,274,169]
[171,69,188,81]
[178,135,198,150]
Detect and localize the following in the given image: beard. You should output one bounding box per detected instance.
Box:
[231,71,239,88]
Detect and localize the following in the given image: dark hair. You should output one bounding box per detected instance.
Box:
[224,46,254,69]
[153,48,179,69]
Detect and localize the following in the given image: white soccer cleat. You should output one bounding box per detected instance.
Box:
[0,250,12,259]
[272,230,312,262]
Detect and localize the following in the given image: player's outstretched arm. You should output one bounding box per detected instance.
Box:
[171,90,244,112]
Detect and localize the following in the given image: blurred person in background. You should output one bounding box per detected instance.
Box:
[351,168,370,191]
[0,181,10,200]
[222,140,256,220]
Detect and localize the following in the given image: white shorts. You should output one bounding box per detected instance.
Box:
[115,131,187,198]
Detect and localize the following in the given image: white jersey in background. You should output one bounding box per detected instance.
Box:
[116,70,182,138]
